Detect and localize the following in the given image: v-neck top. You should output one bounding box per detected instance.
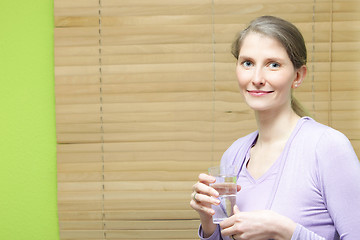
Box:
[199,117,360,240]
[237,146,282,211]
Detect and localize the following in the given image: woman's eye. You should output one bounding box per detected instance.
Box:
[269,62,280,68]
[241,61,253,68]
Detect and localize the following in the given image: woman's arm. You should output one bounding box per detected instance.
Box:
[220,206,296,240]
[220,206,328,240]
[316,129,360,239]
[190,173,219,238]
[291,225,325,240]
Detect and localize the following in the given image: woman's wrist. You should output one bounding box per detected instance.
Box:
[199,214,217,238]
[272,214,297,240]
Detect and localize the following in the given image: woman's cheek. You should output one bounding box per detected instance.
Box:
[236,71,251,90]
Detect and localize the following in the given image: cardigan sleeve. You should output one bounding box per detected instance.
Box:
[198,224,221,240]
[315,129,360,239]
[291,224,325,240]
[198,224,232,240]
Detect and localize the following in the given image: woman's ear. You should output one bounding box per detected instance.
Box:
[292,65,307,89]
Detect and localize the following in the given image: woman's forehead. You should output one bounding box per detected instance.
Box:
[240,33,286,54]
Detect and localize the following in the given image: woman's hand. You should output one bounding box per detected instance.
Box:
[220,206,296,240]
[190,173,220,217]
[190,173,220,237]
[190,173,241,238]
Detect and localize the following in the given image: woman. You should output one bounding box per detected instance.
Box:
[190,16,360,240]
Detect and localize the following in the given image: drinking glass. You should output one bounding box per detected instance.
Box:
[208,166,237,223]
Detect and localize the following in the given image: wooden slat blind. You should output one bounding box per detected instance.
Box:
[55,0,359,239]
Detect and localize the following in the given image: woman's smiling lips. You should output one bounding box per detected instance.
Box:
[247,90,274,96]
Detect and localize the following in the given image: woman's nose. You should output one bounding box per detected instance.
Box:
[252,67,265,86]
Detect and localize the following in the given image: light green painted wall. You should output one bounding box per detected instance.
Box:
[0,0,59,239]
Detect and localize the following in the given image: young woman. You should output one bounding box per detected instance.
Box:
[190,16,360,240]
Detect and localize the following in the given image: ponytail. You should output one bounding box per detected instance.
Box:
[291,95,310,118]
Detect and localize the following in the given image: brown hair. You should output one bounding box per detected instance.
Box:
[231,16,309,117]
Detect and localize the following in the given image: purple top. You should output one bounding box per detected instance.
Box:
[199,117,360,239]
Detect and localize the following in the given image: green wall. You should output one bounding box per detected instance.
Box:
[0,0,59,239]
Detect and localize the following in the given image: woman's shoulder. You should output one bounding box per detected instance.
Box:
[220,131,258,168]
[222,131,258,157]
[301,117,355,156]
[301,117,350,144]
[229,131,258,148]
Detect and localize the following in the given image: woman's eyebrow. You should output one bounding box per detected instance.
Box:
[238,55,254,61]
[239,55,284,62]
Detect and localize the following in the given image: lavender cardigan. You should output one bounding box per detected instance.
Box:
[199,117,360,239]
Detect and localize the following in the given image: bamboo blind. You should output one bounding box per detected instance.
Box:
[55,0,360,239]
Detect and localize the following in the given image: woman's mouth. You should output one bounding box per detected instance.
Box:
[247,90,274,96]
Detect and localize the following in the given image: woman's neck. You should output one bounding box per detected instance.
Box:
[254,108,300,145]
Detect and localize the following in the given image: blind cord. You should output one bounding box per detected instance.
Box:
[98,0,106,239]
[211,0,216,166]
[329,0,333,127]
[312,0,316,119]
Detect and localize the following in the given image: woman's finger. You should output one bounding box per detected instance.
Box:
[198,173,216,184]
[233,205,240,214]
[189,195,216,216]
[220,222,237,237]
[192,181,219,198]
[219,208,243,230]
[193,191,220,205]
[191,191,200,203]
[219,215,234,231]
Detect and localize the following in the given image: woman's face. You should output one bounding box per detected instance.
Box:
[236,32,305,114]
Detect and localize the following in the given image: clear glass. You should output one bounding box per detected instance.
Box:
[208,166,237,223]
